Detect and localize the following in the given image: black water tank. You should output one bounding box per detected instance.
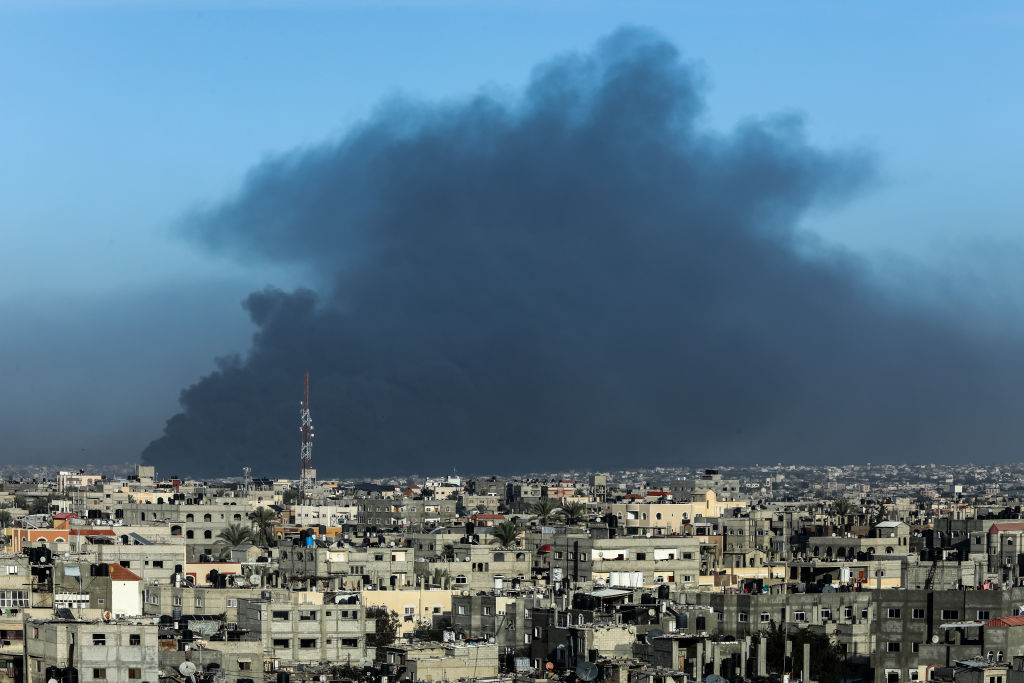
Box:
[276,672,291,683]
[658,584,670,600]
[61,667,79,683]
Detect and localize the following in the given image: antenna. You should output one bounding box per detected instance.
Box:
[242,466,251,494]
[298,372,315,492]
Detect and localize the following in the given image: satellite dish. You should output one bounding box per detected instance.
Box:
[179,661,197,677]
[932,634,940,643]
[48,679,59,683]
[576,662,599,682]
[648,609,656,617]
[319,676,327,682]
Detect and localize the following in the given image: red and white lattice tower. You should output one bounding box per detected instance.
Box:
[299,372,316,491]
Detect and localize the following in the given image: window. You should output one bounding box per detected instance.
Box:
[238,661,252,671]
[299,638,317,649]
[483,606,492,616]
[203,530,212,539]
[912,643,920,653]
[739,612,748,623]
[341,638,359,647]
[941,610,960,620]
[0,590,29,608]
[888,609,901,619]
[128,669,141,680]
[844,606,853,619]
[227,598,238,608]
[821,608,832,620]
[760,612,771,624]
[912,608,925,619]
[887,642,901,652]
[273,610,290,620]
[153,561,163,568]
[299,611,317,621]
[635,553,646,561]
[173,597,182,607]
[93,633,106,646]
[273,639,290,648]
[455,575,468,585]
[130,634,141,646]
[978,610,991,620]
[93,669,106,680]
[457,605,466,615]
[195,598,203,608]
[793,611,806,622]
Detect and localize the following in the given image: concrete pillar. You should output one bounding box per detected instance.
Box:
[803,642,811,682]
[712,644,721,676]
[695,641,704,682]
[741,636,750,678]
[757,636,767,676]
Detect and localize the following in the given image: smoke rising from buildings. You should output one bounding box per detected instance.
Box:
[142,28,1023,477]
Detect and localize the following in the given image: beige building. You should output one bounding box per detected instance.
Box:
[360,587,453,634]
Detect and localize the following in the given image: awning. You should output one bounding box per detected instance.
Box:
[538,545,551,553]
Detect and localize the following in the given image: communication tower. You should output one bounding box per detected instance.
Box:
[299,372,316,491]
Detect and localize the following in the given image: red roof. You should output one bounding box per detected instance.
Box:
[108,564,142,581]
[989,522,1024,534]
[53,513,78,520]
[472,514,505,520]
[986,616,1024,627]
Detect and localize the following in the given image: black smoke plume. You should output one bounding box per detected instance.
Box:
[143,28,1022,478]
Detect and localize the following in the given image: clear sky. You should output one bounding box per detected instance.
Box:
[2,0,1024,465]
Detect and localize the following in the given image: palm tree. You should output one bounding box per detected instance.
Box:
[832,498,852,530]
[215,523,253,559]
[430,568,451,589]
[532,499,559,525]
[491,520,521,548]
[248,507,278,547]
[560,501,588,525]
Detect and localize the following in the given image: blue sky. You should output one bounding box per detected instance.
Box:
[2,0,1024,464]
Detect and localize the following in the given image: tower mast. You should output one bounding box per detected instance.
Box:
[299,372,315,492]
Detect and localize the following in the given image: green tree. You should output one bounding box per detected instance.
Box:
[282,488,301,505]
[12,496,27,511]
[757,622,847,683]
[29,497,52,515]
[430,568,451,589]
[532,499,559,524]
[215,523,253,559]
[560,501,588,525]
[872,503,888,525]
[0,509,12,528]
[490,520,521,547]
[367,606,401,651]
[248,507,278,547]
[440,544,455,561]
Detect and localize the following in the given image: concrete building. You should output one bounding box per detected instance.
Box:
[24,617,159,683]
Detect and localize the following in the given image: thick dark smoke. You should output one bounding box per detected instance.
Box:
[143,28,1023,478]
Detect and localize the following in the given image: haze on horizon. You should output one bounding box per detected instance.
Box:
[3,2,1024,476]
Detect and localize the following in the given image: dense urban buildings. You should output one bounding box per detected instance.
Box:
[3,463,1024,683]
